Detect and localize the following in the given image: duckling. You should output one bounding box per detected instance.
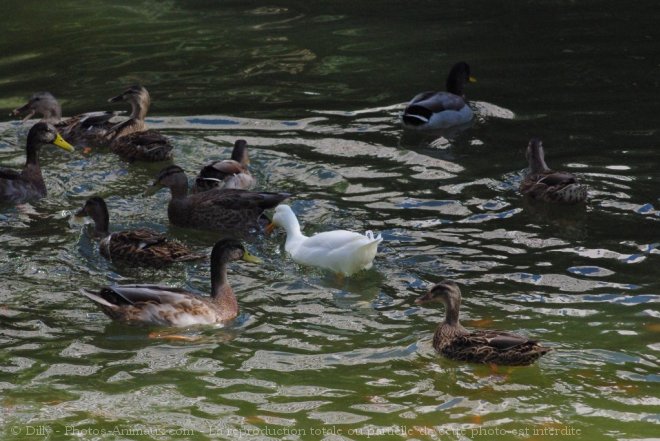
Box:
[79,239,260,326]
[0,122,74,205]
[146,165,290,235]
[106,85,173,161]
[402,61,476,130]
[11,92,118,147]
[74,197,205,266]
[415,281,551,365]
[268,204,382,276]
[519,138,588,204]
[192,139,255,193]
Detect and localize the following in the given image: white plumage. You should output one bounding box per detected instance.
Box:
[271,205,382,276]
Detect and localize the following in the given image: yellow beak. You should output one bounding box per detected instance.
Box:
[53,133,74,152]
[242,249,262,264]
[469,75,477,83]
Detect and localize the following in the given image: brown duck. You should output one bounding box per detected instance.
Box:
[79,239,260,326]
[192,139,255,192]
[416,280,551,366]
[146,165,290,235]
[106,85,173,161]
[11,92,118,147]
[0,122,74,205]
[75,197,205,266]
[519,138,587,204]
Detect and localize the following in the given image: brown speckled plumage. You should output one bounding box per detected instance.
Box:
[192,139,255,192]
[79,239,259,326]
[106,85,173,161]
[148,165,290,236]
[75,197,205,266]
[416,280,551,366]
[519,138,588,204]
[0,122,74,205]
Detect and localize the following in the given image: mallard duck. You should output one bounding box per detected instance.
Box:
[79,239,260,326]
[268,204,382,276]
[415,280,551,366]
[192,139,255,193]
[0,122,74,205]
[74,196,205,266]
[105,85,173,161]
[146,165,290,234]
[401,61,476,130]
[520,138,588,204]
[11,92,119,147]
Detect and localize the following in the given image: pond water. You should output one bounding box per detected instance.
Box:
[0,1,658,440]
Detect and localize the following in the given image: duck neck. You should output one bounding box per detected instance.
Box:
[443,299,461,327]
[528,148,551,174]
[130,99,149,120]
[90,208,110,237]
[168,181,189,200]
[282,215,305,246]
[43,106,62,124]
[24,142,40,168]
[210,259,238,312]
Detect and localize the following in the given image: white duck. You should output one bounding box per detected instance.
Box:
[269,205,382,276]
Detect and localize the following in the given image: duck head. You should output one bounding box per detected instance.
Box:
[26,122,74,154]
[446,62,476,97]
[415,280,462,324]
[108,85,151,120]
[75,197,110,236]
[145,165,189,197]
[11,92,62,123]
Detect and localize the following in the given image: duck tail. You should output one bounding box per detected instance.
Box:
[79,289,118,310]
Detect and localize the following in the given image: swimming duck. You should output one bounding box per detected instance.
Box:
[415,280,551,366]
[0,122,74,205]
[79,239,260,326]
[268,204,382,276]
[401,61,476,130]
[105,85,173,161]
[74,197,205,266]
[192,139,255,193]
[146,165,290,235]
[519,138,588,204]
[11,92,118,147]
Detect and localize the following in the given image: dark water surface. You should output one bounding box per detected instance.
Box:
[0,1,658,440]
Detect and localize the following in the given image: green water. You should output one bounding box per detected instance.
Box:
[0,1,658,440]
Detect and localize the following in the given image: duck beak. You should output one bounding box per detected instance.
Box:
[74,207,86,217]
[468,75,477,83]
[144,183,163,196]
[415,291,434,305]
[53,133,75,152]
[10,102,33,119]
[265,222,276,235]
[108,93,125,103]
[242,249,262,264]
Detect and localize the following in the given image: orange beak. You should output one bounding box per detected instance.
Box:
[265,223,276,235]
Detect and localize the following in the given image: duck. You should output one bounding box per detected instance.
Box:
[192,139,255,193]
[415,280,551,366]
[146,165,290,235]
[401,61,476,130]
[105,85,173,161]
[79,239,260,326]
[268,204,382,276]
[11,92,119,147]
[0,122,74,205]
[74,196,205,266]
[519,138,588,204]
